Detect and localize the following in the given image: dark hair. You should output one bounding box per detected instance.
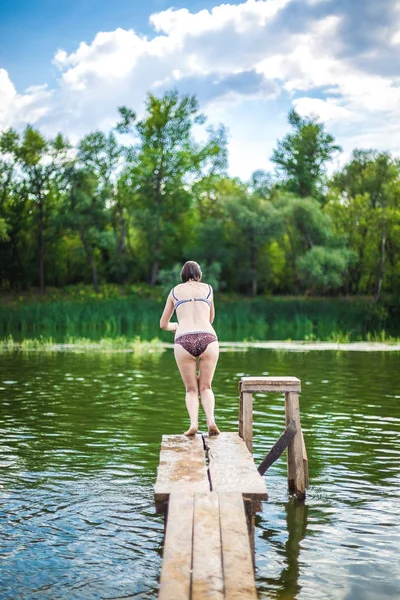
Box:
[181,261,202,283]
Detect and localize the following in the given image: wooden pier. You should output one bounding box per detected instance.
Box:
[154,377,308,599]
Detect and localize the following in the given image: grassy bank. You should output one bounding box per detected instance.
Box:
[0,287,398,342]
[0,335,165,353]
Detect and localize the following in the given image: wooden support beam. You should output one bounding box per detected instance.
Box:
[285,392,306,499]
[257,420,297,476]
[239,391,253,454]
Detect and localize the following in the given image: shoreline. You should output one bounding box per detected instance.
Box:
[1,340,400,353]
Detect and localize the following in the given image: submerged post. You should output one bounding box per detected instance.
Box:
[239,377,308,499]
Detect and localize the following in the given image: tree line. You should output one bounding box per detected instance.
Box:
[1,90,399,301]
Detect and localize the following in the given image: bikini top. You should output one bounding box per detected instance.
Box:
[171,285,212,311]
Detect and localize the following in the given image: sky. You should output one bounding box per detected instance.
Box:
[1,0,400,179]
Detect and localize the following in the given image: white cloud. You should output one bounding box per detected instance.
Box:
[1,0,400,177]
[293,97,352,122]
[149,0,292,36]
[0,68,53,130]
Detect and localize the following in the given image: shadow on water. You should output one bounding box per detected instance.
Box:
[1,348,400,599]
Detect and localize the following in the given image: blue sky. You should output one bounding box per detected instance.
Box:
[1,0,400,178]
[0,0,224,88]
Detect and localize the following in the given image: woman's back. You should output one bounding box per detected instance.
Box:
[172,281,215,335]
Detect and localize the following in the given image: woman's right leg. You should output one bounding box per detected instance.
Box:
[174,343,199,436]
[198,341,220,435]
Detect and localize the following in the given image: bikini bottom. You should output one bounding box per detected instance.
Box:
[174,331,218,358]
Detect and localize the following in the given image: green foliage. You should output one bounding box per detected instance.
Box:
[327,330,352,344]
[0,293,397,343]
[271,109,341,200]
[0,333,165,353]
[1,97,400,307]
[0,218,9,241]
[117,90,227,285]
[297,246,355,291]
[328,150,400,298]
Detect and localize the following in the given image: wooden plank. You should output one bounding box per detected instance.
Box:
[301,430,309,489]
[192,493,224,600]
[240,376,301,393]
[219,493,257,600]
[257,420,297,476]
[285,392,306,498]
[239,391,253,453]
[159,493,194,600]
[207,433,268,502]
[154,435,209,509]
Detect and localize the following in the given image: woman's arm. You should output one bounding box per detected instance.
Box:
[210,288,215,324]
[160,293,178,332]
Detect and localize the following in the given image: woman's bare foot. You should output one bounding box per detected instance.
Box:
[184,424,198,436]
[208,423,220,436]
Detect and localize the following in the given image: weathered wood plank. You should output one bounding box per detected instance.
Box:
[159,493,194,600]
[257,420,297,476]
[219,493,257,600]
[285,392,306,498]
[154,435,209,509]
[240,376,301,393]
[239,391,253,453]
[207,433,268,502]
[301,430,309,489]
[192,493,224,600]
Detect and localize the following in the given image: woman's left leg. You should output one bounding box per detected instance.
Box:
[174,343,199,435]
[198,341,220,435]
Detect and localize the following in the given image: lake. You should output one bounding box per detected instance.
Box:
[1,348,400,599]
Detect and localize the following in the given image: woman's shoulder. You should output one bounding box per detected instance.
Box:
[197,281,213,293]
[171,282,213,294]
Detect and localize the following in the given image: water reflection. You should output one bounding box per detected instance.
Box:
[1,349,400,599]
[258,499,308,600]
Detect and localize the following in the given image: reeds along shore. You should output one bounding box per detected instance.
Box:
[0,296,398,343]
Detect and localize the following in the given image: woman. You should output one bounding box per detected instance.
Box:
[160,261,220,437]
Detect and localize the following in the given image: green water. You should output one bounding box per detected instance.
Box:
[1,349,400,599]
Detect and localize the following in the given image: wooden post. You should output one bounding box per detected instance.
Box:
[239,389,253,454]
[285,391,306,498]
[301,430,309,489]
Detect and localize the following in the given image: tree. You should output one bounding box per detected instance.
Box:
[271,110,341,200]
[225,191,282,295]
[77,131,129,282]
[14,127,70,293]
[297,246,354,292]
[0,130,19,284]
[328,150,400,300]
[117,90,227,285]
[274,193,353,293]
[63,167,112,292]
